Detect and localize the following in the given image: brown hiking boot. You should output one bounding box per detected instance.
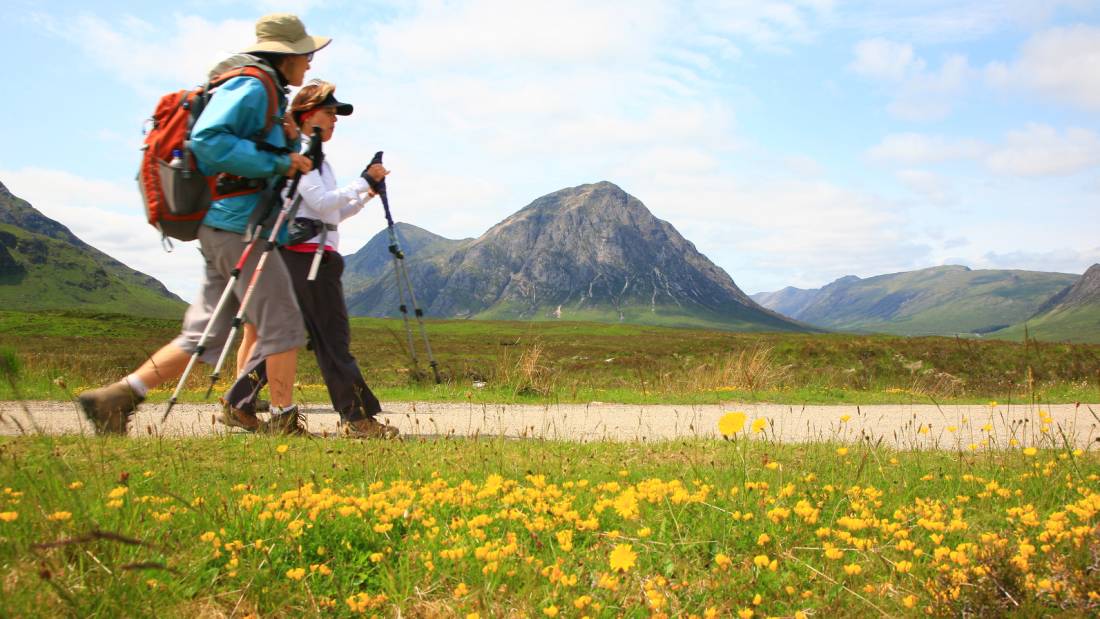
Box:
[78,382,143,435]
[259,405,308,435]
[217,400,260,432]
[344,416,400,439]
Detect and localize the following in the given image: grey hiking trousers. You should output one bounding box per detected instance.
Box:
[171,225,305,365]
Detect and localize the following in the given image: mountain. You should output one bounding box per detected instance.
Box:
[344,182,809,332]
[751,265,1078,336]
[343,223,469,316]
[990,264,1100,343]
[751,276,860,319]
[0,180,185,318]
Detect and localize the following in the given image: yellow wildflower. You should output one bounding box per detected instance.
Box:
[836,447,849,456]
[47,511,72,521]
[714,553,732,570]
[718,412,746,436]
[285,568,306,581]
[276,444,289,454]
[0,511,17,522]
[609,543,637,573]
[751,417,768,433]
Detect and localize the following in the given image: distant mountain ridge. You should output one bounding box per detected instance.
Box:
[344,182,810,332]
[0,180,184,318]
[751,265,1079,336]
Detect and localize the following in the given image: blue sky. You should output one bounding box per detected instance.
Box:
[2,0,1099,299]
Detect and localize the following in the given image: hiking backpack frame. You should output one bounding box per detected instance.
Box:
[137,56,284,247]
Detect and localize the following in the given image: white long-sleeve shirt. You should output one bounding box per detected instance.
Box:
[288,148,372,252]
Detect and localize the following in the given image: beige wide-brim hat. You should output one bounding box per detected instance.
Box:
[242,13,331,55]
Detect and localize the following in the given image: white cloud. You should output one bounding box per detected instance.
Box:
[0,168,204,299]
[848,1,1098,43]
[626,168,935,292]
[978,247,1100,274]
[691,0,835,51]
[867,133,986,165]
[887,54,973,121]
[31,12,254,95]
[850,38,925,80]
[986,124,1100,177]
[373,1,667,70]
[850,39,973,120]
[987,24,1100,110]
[897,169,953,205]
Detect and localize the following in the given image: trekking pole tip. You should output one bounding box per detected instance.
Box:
[160,400,176,424]
[203,376,218,399]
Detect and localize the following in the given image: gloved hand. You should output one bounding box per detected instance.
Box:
[360,162,388,187]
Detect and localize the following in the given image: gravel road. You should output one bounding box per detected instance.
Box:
[2,400,1097,448]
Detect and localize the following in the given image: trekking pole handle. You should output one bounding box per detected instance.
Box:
[366,151,396,227]
[284,127,324,199]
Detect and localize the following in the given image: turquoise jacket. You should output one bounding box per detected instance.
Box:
[191,75,292,235]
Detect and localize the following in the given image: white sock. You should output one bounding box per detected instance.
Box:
[273,403,296,415]
[124,374,148,398]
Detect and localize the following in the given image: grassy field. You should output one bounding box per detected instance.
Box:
[1,310,1099,406]
[1,423,1097,617]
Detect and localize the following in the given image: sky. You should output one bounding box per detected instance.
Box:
[2,0,1099,300]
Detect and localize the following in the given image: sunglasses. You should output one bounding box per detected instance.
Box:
[305,52,314,62]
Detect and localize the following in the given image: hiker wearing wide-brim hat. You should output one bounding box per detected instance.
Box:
[245,13,331,55]
[77,13,331,437]
[225,80,399,439]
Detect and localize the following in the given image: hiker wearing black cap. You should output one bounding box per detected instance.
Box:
[77,13,329,435]
[223,80,400,439]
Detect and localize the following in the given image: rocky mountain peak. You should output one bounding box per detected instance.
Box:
[1037,263,1100,313]
[344,182,808,331]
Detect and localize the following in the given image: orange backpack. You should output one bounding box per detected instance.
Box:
[138,57,282,246]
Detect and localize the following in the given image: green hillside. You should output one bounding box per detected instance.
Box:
[791,266,1078,336]
[989,264,1100,343]
[0,224,184,318]
[472,301,812,333]
[990,304,1100,344]
[0,180,184,319]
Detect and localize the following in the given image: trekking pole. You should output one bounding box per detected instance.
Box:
[160,129,322,422]
[160,233,263,421]
[202,127,325,397]
[366,151,442,384]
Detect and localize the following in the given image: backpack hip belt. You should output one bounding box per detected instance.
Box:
[213,174,267,200]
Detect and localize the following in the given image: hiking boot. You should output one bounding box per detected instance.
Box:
[217,400,260,432]
[255,399,271,413]
[78,382,143,435]
[260,405,308,435]
[344,416,400,439]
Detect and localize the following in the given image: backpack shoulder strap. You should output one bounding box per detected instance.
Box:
[208,65,282,135]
